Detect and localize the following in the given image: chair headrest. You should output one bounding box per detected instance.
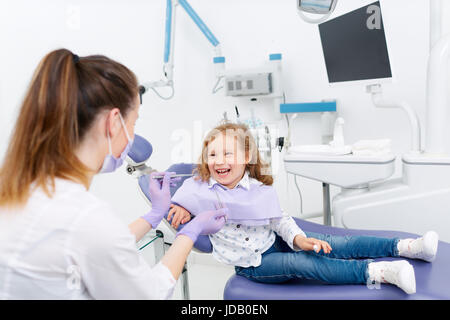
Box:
[127,134,153,165]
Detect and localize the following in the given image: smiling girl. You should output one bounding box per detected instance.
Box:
[167,122,439,294]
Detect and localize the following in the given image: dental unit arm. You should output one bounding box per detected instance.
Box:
[140,0,223,100]
[365,0,447,156]
[367,84,422,154]
[140,0,284,114]
[141,0,225,100]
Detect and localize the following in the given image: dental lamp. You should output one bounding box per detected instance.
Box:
[297,0,338,24]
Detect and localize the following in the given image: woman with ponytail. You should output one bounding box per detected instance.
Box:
[0,49,227,299]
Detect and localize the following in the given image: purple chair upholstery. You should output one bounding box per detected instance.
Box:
[223,219,450,300]
[128,134,153,165]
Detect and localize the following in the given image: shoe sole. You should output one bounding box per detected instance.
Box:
[423,231,439,262]
[398,262,416,294]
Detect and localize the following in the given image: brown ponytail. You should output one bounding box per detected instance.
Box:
[0,48,138,207]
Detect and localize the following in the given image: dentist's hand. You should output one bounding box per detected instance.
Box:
[141,172,174,228]
[176,208,228,243]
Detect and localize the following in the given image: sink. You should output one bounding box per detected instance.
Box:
[284,153,396,189]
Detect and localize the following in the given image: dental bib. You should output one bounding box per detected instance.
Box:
[171,176,283,226]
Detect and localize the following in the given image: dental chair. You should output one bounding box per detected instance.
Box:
[129,135,450,300]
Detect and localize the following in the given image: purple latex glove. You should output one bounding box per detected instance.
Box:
[176,208,228,243]
[169,178,181,187]
[152,174,182,188]
[141,172,174,228]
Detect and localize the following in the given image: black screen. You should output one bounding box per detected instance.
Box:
[318,1,392,83]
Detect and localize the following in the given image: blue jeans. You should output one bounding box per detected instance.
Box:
[235,232,400,285]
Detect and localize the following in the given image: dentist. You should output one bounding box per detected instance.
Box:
[0,49,227,299]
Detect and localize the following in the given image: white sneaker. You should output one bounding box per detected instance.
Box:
[398,231,439,262]
[368,260,416,294]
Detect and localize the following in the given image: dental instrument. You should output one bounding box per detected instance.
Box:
[263,126,272,165]
[213,187,225,210]
[212,187,229,223]
[152,173,194,179]
[234,105,241,123]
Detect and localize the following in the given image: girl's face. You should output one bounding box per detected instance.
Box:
[206,133,248,189]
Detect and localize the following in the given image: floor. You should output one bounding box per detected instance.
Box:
[172,254,236,300]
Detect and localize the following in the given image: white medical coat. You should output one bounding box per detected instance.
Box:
[0,178,176,299]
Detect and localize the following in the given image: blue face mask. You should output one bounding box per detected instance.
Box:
[99,112,134,174]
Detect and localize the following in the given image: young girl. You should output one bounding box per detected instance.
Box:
[168,122,439,294]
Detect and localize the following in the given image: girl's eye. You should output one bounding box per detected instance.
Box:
[225,152,233,156]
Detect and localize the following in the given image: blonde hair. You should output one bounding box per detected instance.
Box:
[193,122,273,186]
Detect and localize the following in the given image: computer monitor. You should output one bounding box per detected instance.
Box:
[318,1,392,85]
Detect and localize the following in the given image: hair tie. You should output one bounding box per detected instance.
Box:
[72,53,80,64]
